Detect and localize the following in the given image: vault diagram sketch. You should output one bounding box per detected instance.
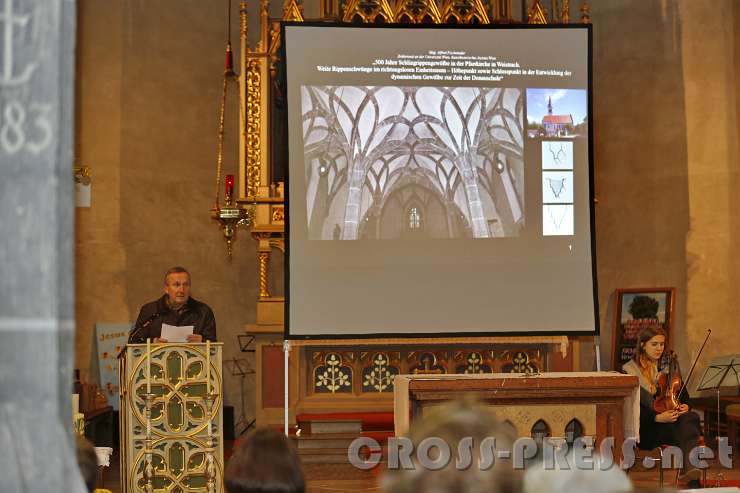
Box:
[542,171,573,204]
[546,177,566,198]
[543,204,574,236]
[542,141,573,169]
[300,86,524,240]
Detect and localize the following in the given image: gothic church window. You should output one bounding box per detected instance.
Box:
[408,206,421,229]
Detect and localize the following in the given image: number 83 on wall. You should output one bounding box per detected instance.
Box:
[0,100,53,156]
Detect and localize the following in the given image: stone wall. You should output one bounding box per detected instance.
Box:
[591,0,740,380]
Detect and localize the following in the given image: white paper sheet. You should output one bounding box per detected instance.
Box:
[161,323,194,343]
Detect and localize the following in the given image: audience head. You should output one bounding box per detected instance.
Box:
[523,451,632,493]
[225,428,305,493]
[382,399,522,493]
[75,435,97,493]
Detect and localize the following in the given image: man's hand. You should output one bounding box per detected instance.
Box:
[677,403,689,414]
[186,334,203,343]
[656,410,680,423]
[154,337,168,343]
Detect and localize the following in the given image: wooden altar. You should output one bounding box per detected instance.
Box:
[394,372,639,448]
[249,331,578,427]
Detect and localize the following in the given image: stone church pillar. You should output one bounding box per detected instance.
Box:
[0,1,84,491]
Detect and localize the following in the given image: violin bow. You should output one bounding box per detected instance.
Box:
[677,328,711,399]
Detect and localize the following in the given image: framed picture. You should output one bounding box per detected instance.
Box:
[612,287,675,370]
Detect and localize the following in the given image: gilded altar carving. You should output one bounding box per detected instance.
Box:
[307,346,548,395]
[362,353,400,392]
[342,0,395,22]
[258,252,270,299]
[439,0,490,24]
[410,351,448,374]
[271,206,284,223]
[314,353,354,393]
[454,350,493,374]
[245,59,262,198]
[561,0,570,23]
[338,0,506,24]
[282,0,304,21]
[268,237,285,252]
[501,350,540,373]
[528,0,548,23]
[393,0,442,23]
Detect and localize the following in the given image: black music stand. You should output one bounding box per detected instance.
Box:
[225,334,256,436]
[225,358,255,436]
[696,354,740,443]
[238,334,255,353]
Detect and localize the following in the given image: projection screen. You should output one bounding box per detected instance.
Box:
[283,23,598,339]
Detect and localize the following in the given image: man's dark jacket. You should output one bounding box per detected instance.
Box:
[129,295,216,343]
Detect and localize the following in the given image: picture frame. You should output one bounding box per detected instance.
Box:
[612,287,675,370]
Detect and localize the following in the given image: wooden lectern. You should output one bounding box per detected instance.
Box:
[119,343,224,493]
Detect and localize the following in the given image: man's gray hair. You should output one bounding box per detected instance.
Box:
[164,266,190,284]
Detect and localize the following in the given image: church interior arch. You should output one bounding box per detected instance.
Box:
[301,85,525,239]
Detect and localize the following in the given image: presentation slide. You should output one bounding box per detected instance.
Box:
[284,24,597,338]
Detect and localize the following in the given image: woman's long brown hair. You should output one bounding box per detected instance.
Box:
[632,325,667,363]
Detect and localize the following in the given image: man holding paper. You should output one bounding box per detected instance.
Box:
[129,266,216,343]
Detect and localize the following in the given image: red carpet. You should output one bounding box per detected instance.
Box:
[701,479,740,487]
[297,412,394,427]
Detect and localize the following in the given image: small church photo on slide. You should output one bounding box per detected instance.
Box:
[300,85,524,240]
[526,87,588,139]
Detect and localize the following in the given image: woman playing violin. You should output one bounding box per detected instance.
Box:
[622,326,702,482]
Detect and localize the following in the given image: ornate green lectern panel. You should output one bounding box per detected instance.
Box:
[120,343,224,493]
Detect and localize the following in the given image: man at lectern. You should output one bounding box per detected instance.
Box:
[128,266,216,343]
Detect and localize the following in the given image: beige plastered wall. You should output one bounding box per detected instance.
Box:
[75,0,259,424]
[74,0,740,431]
[591,0,740,380]
[680,0,740,387]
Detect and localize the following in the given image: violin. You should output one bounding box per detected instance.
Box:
[653,351,682,413]
[653,329,711,414]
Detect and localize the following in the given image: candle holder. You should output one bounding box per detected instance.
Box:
[210,19,255,258]
[210,204,253,258]
[224,175,235,204]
